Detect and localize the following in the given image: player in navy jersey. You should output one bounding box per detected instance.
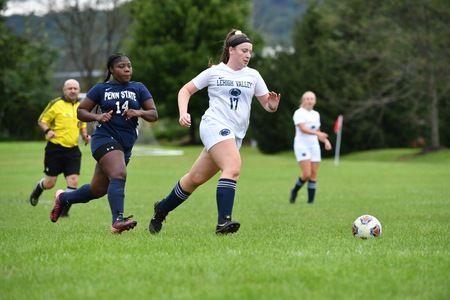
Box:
[50,53,158,234]
[149,29,281,235]
[290,91,332,204]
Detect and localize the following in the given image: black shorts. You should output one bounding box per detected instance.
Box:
[44,142,82,177]
[92,140,125,162]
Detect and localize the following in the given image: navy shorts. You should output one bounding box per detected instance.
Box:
[44,142,81,177]
[90,134,131,164]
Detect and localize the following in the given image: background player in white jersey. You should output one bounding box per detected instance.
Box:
[149,29,281,235]
[290,91,332,204]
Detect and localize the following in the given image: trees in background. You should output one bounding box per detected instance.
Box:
[253,0,449,153]
[1,0,130,140]
[46,0,131,88]
[0,0,55,139]
[390,1,450,150]
[2,0,449,152]
[128,0,253,143]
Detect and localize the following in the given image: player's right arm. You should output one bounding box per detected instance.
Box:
[77,97,113,123]
[177,81,198,128]
[38,101,56,139]
[38,120,56,139]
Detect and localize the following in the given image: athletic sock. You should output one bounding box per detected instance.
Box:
[60,184,95,205]
[216,178,236,223]
[307,180,316,203]
[60,186,76,215]
[38,178,45,190]
[157,181,190,214]
[66,187,76,193]
[292,177,305,192]
[107,178,126,223]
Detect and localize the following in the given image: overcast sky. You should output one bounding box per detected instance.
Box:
[2,0,48,16]
[2,0,129,16]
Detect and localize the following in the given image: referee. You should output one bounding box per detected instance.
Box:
[29,79,90,217]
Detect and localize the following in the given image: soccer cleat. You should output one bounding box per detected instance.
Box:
[111,215,137,234]
[29,181,44,206]
[216,216,240,235]
[60,204,71,217]
[148,201,168,234]
[50,189,65,223]
[289,188,297,204]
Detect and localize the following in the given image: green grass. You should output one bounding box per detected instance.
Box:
[1,142,449,300]
[342,148,450,163]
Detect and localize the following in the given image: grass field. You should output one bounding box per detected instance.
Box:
[1,142,449,300]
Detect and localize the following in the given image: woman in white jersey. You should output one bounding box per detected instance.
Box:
[290,91,332,204]
[149,29,281,235]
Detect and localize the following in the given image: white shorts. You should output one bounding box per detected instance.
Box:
[200,117,242,151]
[294,142,321,162]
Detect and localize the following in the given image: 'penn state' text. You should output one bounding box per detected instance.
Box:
[104,91,137,101]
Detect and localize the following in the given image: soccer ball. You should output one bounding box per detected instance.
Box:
[352,215,382,239]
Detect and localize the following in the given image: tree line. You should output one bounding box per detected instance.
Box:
[254,0,449,153]
[1,0,448,154]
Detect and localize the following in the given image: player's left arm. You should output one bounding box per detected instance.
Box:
[321,137,332,150]
[256,91,281,113]
[317,127,332,150]
[123,98,158,122]
[299,124,329,142]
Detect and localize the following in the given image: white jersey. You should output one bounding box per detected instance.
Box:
[192,62,269,138]
[293,107,321,146]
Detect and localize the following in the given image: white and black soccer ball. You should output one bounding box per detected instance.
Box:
[352,215,382,239]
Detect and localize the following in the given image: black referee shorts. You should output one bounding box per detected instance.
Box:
[44,142,82,177]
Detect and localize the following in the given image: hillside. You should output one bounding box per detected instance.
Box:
[252,0,305,45]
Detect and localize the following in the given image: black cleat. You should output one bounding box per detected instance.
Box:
[29,181,44,206]
[149,201,168,234]
[216,216,240,235]
[289,188,297,204]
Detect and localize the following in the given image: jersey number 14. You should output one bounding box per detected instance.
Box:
[115,100,129,114]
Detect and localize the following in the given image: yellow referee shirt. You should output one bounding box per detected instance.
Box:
[39,97,87,148]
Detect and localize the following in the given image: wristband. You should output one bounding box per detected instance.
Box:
[44,128,51,134]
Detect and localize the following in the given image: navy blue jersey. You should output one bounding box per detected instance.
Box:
[87,80,152,150]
